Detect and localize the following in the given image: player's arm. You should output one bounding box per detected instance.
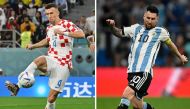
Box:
[164,38,188,64]
[106,19,124,38]
[54,28,85,38]
[85,30,95,52]
[26,38,48,50]
[67,30,85,38]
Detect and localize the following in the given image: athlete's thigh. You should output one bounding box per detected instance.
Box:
[43,56,57,72]
[34,55,47,68]
[128,72,152,100]
[49,64,70,92]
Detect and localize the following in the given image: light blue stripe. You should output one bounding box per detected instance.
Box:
[132,30,149,72]
[128,25,142,71]
[151,43,160,65]
[140,29,161,72]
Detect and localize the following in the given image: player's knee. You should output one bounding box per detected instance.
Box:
[33,56,46,66]
[123,87,135,100]
[133,104,142,109]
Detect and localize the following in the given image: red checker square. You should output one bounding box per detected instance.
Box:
[71,28,76,32]
[61,43,65,47]
[62,58,66,60]
[64,39,68,43]
[69,51,72,55]
[54,51,58,55]
[66,55,70,58]
[59,36,64,39]
[67,23,71,28]
[60,62,65,66]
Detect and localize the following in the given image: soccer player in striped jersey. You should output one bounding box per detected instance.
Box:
[106,5,188,109]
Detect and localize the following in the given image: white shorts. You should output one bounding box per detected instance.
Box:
[44,56,70,92]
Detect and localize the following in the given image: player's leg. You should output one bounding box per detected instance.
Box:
[129,72,154,109]
[45,57,70,109]
[118,72,154,109]
[24,55,48,74]
[117,86,133,109]
[5,55,47,96]
[121,86,153,109]
[45,89,59,109]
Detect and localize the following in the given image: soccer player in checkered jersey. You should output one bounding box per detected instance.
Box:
[106,5,188,109]
[5,3,85,109]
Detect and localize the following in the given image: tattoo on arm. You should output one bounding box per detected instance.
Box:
[110,26,124,38]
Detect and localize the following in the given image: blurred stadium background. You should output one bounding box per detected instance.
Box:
[97,0,190,109]
[0,0,95,109]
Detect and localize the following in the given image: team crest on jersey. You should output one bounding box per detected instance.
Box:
[152,32,156,36]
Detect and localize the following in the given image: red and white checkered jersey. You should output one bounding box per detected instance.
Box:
[46,19,80,68]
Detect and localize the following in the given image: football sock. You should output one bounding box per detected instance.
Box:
[17,82,22,88]
[117,97,130,109]
[17,62,37,88]
[45,101,55,109]
[24,62,37,74]
[143,102,154,109]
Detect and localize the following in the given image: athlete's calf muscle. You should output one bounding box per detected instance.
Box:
[122,86,135,100]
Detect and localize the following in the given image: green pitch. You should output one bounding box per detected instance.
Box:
[97,97,190,109]
[0,97,94,109]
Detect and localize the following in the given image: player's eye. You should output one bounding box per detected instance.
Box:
[151,18,155,20]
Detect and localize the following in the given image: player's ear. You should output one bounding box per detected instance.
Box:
[143,13,146,21]
[56,8,60,16]
[143,12,146,19]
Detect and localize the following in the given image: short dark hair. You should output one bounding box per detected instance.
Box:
[146,5,159,15]
[45,3,58,9]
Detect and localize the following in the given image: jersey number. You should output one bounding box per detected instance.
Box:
[131,76,141,83]
[55,80,62,88]
[53,40,56,47]
[138,34,149,42]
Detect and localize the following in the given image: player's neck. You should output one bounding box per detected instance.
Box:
[55,18,62,24]
[52,18,62,25]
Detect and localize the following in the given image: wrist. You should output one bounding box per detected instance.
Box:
[86,35,94,44]
[63,32,69,36]
[90,42,95,45]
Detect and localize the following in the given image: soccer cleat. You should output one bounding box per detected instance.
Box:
[5,81,20,96]
[117,104,128,109]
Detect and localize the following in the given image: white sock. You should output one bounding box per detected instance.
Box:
[17,62,37,88]
[45,101,55,109]
[24,62,37,74]
[120,97,130,106]
[17,82,22,88]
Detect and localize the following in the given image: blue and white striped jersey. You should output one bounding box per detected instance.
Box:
[123,24,170,75]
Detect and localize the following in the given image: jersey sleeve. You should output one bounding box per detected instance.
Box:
[160,28,170,42]
[123,24,140,38]
[64,20,81,32]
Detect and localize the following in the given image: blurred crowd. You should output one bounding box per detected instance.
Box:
[97,0,190,67]
[0,0,89,47]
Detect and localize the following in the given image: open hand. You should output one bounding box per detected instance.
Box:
[180,55,188,65]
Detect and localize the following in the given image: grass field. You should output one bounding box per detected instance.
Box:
[97,97,190,109]
[0,97,94,109]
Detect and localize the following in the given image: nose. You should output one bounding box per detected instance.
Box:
[147,19,152,23]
